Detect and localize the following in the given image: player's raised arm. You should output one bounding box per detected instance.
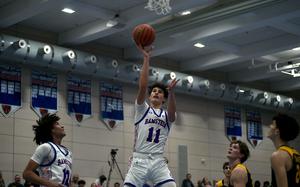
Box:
[167,78,180,122]
[136,45,151,105]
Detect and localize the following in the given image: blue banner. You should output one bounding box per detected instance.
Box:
[0,65,22,117]
[31,70,57,117]
[67,76,91,124]
[100,82,124,129]
[246,109,263,147]
[224,105,242,141]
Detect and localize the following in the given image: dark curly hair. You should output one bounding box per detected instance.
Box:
[33,113,60,145]
[273,113,299,141]
[148,82,168,99]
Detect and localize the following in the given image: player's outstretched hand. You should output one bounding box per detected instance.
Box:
[137,44,152,60]
[168,79,180,92]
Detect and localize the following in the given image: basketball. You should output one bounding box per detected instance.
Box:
[132,24,156,47]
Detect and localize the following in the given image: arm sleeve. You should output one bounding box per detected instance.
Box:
[31,143,52,165]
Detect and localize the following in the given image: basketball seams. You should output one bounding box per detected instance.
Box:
[133,24,155,47]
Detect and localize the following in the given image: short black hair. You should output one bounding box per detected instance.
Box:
[148,82,168,99]
[230,140,250,163]
[222,162,229,170]
[273,113,299,141]
[33,113,60,145]
[78,180,86,185]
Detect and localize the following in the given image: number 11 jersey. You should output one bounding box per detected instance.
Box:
[133,101,172,154]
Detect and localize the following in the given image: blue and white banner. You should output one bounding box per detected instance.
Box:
[31,70,58,117]
[246,109,263,148]
[0,65,22,117]
[224,105,242,141]
[100,82,124,130]
[67,76,92,124]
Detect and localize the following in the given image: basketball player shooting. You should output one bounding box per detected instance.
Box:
[23,114,72,187]
[123,27,179,187]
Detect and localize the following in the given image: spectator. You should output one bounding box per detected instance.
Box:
[113,182,120,187]
[95,175,106,187]
[8,175,24,187]
[71,174,80,187]
[90,182,97,187]
[78,180,86,187]
[254,180,261,187]
[182,173,194,187]
[0,171,5,187]
[262,181,270,187]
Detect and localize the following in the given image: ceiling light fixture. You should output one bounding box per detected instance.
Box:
[62,8,75,14]
[194,43,205,48]
[180,10,191,16]
[106,20,118,27]
[292,47,300,51]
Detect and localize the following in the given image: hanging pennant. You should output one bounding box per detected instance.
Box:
[67,75,92,124]
[31,70,58,117]
[0,65,22,117]
[224,105,242,141]
[246,109,263,148]
[100,82,124,130]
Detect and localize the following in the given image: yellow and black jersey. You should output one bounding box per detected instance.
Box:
[229,164,253,187]
[271,145,300,187]
[216,179,229,187]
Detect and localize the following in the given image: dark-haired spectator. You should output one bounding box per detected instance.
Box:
[78,180,85,187]
[254,180,260,187]
[182,173,194,187]
[8,175,24,187]
[262,181,270,187]
[0,171,5,187]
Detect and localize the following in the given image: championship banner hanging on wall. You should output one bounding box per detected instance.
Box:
[0,65,22,117]
[100,82,124,130]
[31,70,58,117]
[67,76,92,124]
[224,105,242,141]
[246,109,263,148]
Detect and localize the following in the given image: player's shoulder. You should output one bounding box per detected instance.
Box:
[233,164,247,173]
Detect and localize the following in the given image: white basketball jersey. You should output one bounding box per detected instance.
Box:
[32,142,72,187]
[134,101,171,154]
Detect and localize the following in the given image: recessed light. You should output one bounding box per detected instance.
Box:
[194,43,205,48]
[292,47,300,51]
[180,10,191,16]
[62,8,75,14]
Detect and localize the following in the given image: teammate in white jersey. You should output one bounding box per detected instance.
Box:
[124,45,179,187]
[23,114,72,187]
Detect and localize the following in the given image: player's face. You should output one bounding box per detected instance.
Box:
[267,120,278,140]
[149,87,165,106]
[52,121,66,137]
[223,165,231,177]
[227,143,242,161]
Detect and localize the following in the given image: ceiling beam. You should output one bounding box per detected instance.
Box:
[269,22,300,36]
[58,0,218,44]
[0,0,62,28]
[270,78,300,91]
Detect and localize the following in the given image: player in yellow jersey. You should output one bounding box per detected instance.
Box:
[216,162,230,187]
[268,113,300,187]
[227,140,252,187]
